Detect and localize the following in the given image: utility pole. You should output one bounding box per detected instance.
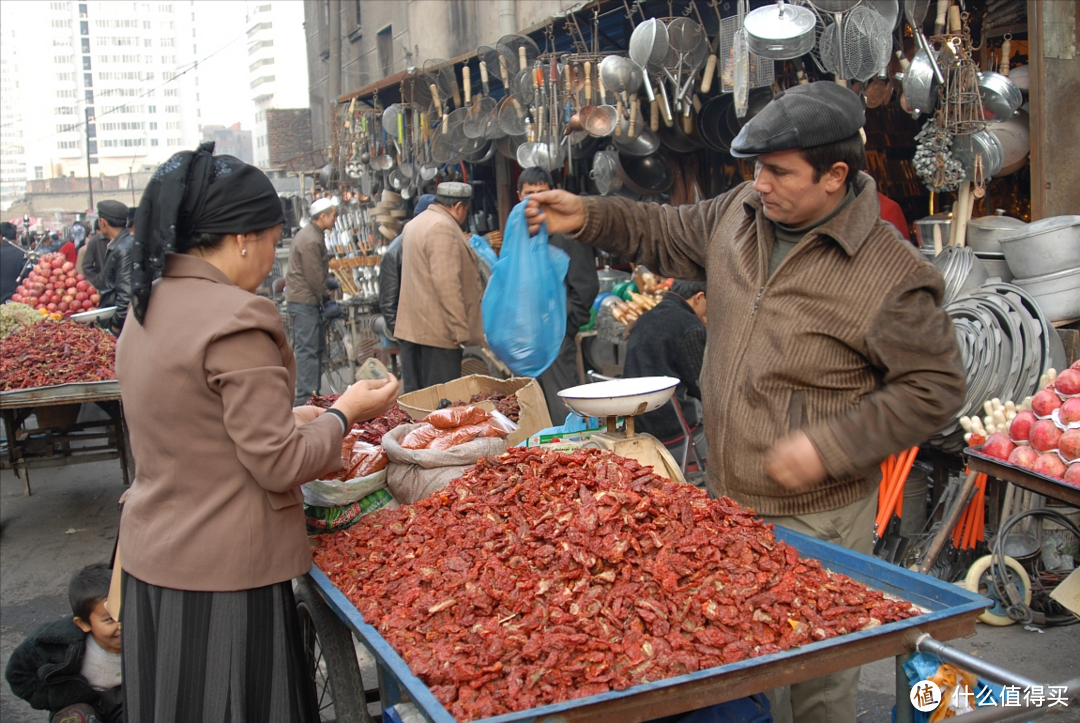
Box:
[328,0,341,136]
[85,108,94,210]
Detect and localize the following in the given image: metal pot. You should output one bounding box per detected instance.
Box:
[616,152,674,196]
[952,130,1004,180]
[914,214,951,250]
[974,251,1014,282]
[978,71,1022,122]
[743,1,817,60]
[989,109,1030,177]
[1012,267,1080,322]
[966,213,1027,253]
[902,47,940,115]
[612,126,661,157]
[696,95,734,152]
[999,215,1080,279]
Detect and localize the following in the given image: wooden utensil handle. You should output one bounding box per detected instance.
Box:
[650,99,660,131]
[479,60,489,90]
[430,84,443,118]
[615,99,623,136]
[584,61,592,102]
[463,68,471,104]
[701,54,718,93]
[628,97,637,138]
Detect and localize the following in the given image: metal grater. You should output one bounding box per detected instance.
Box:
[718,9,774,93]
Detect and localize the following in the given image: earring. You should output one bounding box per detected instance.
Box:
[240,248,248,256]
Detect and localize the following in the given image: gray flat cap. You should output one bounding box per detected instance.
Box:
[730,82,864,158]
[97,200,130,223]
[436,181,473,199]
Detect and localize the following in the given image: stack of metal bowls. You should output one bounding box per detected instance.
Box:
[966,213,1029,282]
[999,215,1080,322]
[928,280,1068,452]
[932,246,988,304]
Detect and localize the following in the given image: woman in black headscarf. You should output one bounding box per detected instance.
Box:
[115,143,399,722]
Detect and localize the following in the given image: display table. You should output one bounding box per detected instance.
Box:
[0,381,132,496]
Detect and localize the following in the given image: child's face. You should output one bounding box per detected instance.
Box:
[74,600,122,654]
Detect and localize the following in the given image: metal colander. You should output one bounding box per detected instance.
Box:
[842,5,893,81]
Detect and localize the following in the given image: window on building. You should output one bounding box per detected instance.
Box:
[57,72,75,81]
[55,107,75,115]
[148,105,156,113]
[247,21,271,37]
[165,105,178,113]
[85,90,94,103]
[54,55,74,65]
[256,4,270,12]
[377,25,393,78]
[84,72,93,86]
[247,39,273,55]
[249,57,275,72]
[56,89,77,98]
[83,56,92,70]
[166,121,179,129]
[52,19,72,28]
[164,88,177,96]
[160,37,174,47]
[167,138,179,145]
[150,138,159,146]
[35,167,44,179]
[56,123,78,133]
[250,75,275,89]
[81,37,90,53]
[149,121,157,130]
[80,20,89,35]
[79,3,87,17]
[58,140,80,149]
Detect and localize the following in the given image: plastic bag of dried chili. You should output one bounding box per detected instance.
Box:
[382,423,508,504]
[424,406,491,429]
[401,424,441,450]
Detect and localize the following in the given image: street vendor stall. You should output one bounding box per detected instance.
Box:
[0,306,131,496]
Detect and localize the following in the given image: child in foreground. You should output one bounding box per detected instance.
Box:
[5,563,123,723]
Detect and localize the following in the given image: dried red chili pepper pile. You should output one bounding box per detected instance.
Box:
[304,396,412,445]
[1,321,116,390]
[313,447,920,721]
[448,390,521,422]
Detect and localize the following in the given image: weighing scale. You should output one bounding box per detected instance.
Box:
[557,376,688,484]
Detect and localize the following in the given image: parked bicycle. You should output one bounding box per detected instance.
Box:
[272,279,355,396]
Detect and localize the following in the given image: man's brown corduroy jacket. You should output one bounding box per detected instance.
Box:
[574,173,965,516]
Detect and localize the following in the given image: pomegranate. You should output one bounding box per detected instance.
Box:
[1060,429,1080,462]
[1030,419,1064,453]
[1009,410,1037,443]
[1033,453,1067,479]
[1055,368,1080,396]
[1061,398,1080,425]
[1031,389,1063,417]
[980,433,1015,461]
[1008,446,1040,469]
[1065,463,1080,486]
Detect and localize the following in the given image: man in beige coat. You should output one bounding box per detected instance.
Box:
[395,182,483,392]
[286,197,336,404]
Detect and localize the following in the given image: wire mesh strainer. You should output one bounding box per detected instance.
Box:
[718,7,774,93]
[843,5,894,81]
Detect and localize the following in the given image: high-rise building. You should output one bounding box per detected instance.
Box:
[0,0,201,203]
[0,18,27,209]
[246,1,309,169]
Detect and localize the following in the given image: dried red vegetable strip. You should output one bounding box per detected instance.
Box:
[0,321,116,390]
[313,448,920,722]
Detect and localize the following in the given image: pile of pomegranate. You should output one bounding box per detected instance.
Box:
[973,361,1080,486]
[10,252,101,318]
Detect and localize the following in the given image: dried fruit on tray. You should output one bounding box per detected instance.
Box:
[313,448,920,722]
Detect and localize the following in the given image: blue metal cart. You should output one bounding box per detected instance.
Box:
[297,526,995,723]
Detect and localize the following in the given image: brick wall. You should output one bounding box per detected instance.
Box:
[267,108,313,168]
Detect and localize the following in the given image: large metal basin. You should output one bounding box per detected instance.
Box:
[1012,266,1080,322]
[999,215,1080,278]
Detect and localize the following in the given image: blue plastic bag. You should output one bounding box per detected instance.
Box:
[468,234,499,270]
[482,201,569,377]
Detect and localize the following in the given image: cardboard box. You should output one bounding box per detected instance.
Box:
[397,375,552,447]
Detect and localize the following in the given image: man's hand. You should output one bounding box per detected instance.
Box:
[524,190,586,236]
[763,431,829,490]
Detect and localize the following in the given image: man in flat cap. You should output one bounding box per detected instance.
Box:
[95,200,134,335]
[525,82,965,723]
[286,197,337,405]
[395,182,483,392]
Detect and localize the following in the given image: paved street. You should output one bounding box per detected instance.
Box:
[2,447,1078,722]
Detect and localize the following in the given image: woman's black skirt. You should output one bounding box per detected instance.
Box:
[120,572,319,723]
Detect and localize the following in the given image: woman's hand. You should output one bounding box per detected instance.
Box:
[331,374,400,427]
[291,405,324,427]
[524,190,586,236]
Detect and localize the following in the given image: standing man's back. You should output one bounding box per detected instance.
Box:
[395,182,483,393]
[286,197,336,405]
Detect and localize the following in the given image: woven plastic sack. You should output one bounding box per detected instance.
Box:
[301,468,387,508]
[482,200,569,377]
[382,423,507,504]
[304,488,399,534]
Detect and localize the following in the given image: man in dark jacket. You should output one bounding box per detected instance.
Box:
[95,201,133,335]
[1,221,29,304]
[624,279,707,460]
[79,216,109,292]
[378,194,435,340]
[517,168,599,423]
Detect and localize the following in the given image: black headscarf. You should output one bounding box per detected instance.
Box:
[131,142,284,324]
